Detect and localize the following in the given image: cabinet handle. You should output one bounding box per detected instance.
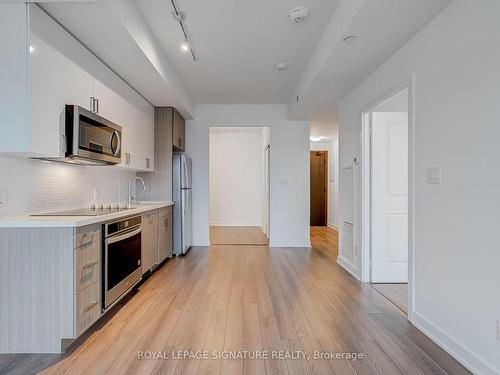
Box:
[96,98,99,114]
[82,260,98,270]
[83,301,98,312]
[90,97,94,112]
[146,158,150,169]
[79,233,94,247]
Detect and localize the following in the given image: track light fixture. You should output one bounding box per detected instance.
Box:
[170,0,197,61]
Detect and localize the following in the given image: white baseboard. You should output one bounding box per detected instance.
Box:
[336,255,361,280]
[412,312,499,375]
[269,240,311,248]
[328,223,338,231]
[193,237,210,247]
[210,221,262,227]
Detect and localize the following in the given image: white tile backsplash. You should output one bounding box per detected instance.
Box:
[0,155,135,218]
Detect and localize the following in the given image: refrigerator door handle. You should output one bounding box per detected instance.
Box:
[183,157,189,188]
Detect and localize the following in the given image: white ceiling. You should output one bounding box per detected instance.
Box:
[288,0,453,120]
[133,0,339,104]
[39,0,452,121]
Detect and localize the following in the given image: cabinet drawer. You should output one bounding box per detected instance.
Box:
[76,227,100,248]
[159,206,172,218]
[75,281,100,337]
[75,240,100,293]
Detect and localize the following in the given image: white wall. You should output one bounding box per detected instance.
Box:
[186,105,310,247]
[0,156,135,218]
[209,128,264,226]
[338,1,500,373]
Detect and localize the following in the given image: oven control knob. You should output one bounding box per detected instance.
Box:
[90,204,96,211]
[106,204,112,210]
[98,205,104,211]
[115,204,120,210]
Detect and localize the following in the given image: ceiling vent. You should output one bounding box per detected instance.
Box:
[289,7,308,24]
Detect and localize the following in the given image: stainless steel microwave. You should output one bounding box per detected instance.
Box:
[62,105,122,165]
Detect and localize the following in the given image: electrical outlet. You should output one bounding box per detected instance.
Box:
[0,191,8,205]
[426,166,441,184]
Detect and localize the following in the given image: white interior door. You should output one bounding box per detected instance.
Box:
[371,112,408,282]
[264,145,270,238]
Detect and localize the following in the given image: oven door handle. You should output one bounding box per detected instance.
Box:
[106,226,141,245]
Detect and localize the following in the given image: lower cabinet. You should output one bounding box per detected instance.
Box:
[142,207,173,274]
[74,225,102,338]
[158,206,173,262]
[142,209,159,273]
[75,281,100,337]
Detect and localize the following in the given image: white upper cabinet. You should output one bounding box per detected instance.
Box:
[92,79,119,122]
[29,33,67,157]
[0,4,154,172]
[66,61,94,112]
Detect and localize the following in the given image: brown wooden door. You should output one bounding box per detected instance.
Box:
[310,151,328,226]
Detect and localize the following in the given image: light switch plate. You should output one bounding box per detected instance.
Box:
[426,166,441,184]
[0,191,7,205]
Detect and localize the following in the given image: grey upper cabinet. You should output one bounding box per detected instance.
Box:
[172,108,186,151]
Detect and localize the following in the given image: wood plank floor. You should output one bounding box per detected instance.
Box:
[210,226,268,245]
[0,229,471,375]
[310,226,339,258]
[372,284,408,314]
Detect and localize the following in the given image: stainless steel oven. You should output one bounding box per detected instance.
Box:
[65,105,122,165]
[103,215,142,310]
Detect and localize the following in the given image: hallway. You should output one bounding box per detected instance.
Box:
[210,226,268,245]
[1,230,470,375]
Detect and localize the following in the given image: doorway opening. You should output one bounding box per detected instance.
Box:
[364,87,410,314]
[208,127,270,246]
[310,151,328,226]
[309,126,339,257]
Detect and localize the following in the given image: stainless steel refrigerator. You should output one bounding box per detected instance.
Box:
[173,154,192,255]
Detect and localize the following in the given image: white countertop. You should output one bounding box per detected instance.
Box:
[0,201,174,228]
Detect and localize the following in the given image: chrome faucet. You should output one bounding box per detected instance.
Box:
[128,176,146,209]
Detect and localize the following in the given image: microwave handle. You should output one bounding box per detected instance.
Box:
[110,130,121,157]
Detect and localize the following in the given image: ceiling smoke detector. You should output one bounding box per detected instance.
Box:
[289,7,308,24]
[276,62,288,71]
